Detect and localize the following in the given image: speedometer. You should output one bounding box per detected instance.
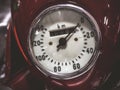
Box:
[28,4,101,79]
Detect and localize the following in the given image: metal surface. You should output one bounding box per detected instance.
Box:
[0,0,11,81]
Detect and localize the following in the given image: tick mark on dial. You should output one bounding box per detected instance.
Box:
[69,62,71,65]
[41,42,43,44]
[82,31,85,34]
[44,28,47,31]
[65,62,67,66]
[80,27,83,31]
[41,39,43,41]
[51,59,53,63]
[58,62,60,65]
[78,56,81,59]
[41,35,44,37]
[75,59,78,61]
[84,39,87,41]
[48,58,50,60]
[41,49,45,51]
[54,61,56,64]
[84,35,86,37]
[81,53,84,56]
[72,61,75,64]
[40,46,44,48]
[84,42,87,45]
[42,31,45,33]
[82,50,85,52]
[42,52,46,55]
[45,55,48,58]
[49,41,53,46]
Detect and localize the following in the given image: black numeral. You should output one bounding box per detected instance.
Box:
[86,48,94,54]
[32,40,42,47]
[57,24,66,29]
[86,31,95,38]
[54,66,61,72]
[36,55,46,61]
[73,63,80,70]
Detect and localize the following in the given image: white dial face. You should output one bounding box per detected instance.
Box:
[28,4,100,79]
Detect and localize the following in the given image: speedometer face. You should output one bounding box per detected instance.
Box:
[28,4,101,79]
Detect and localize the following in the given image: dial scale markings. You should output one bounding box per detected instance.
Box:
[33,24,96,75]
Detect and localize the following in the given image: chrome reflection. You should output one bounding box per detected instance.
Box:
[0,12,11,27]
[104,16,109,26]
[0,0,11,81]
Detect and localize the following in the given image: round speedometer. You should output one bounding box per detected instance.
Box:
[28,4,101,79]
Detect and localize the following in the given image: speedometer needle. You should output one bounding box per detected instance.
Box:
[57,23,80,51]
[65,23,80,41]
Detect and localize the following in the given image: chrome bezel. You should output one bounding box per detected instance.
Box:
[28,4,101,80]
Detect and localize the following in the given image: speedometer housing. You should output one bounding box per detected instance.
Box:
[28,4,101,80]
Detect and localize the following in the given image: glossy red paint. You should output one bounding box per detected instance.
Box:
[4,0,120,90]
